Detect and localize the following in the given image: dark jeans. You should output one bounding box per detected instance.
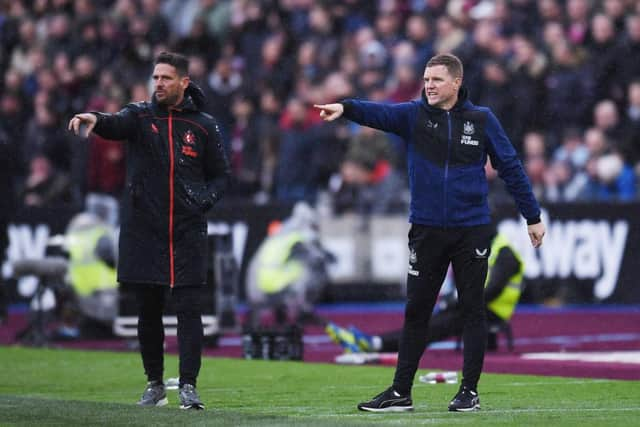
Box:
[392,224,492,394]
[132,283,203,387]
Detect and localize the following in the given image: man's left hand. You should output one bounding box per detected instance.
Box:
[527,222,546,248]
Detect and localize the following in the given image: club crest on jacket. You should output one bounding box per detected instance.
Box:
[183,129,196,145]
[463,121,475,135]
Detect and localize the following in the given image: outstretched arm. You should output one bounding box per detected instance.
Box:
[68,113,97,137]
[68,104,139,141]
[314,103,344,121]
[314,100,414,140]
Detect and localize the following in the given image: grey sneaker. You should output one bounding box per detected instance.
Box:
[137,381,168,407]
[179,384,205,410]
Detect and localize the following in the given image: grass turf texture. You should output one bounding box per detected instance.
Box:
[0,347,638,426]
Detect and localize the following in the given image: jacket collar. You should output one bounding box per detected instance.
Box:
[421,86,472,113]
[151,93,198,114]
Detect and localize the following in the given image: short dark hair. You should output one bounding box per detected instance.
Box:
[154,51,189,76]
[426,53,463,79]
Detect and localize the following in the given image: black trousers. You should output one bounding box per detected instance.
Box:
[392,224,492,394]
[132,283,203,387]
[0,219,8,321]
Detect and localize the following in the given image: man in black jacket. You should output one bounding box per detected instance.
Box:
[69,52,231,410]
[0,126,18,324]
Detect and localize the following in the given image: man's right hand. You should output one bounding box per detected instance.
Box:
[68,113,97,137]
[314,103,344,121]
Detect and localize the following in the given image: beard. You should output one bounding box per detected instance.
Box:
[154,91,180,106]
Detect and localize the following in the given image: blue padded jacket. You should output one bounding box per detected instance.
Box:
[341,88,540,227]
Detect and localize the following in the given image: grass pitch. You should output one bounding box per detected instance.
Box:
[0,346,637,426]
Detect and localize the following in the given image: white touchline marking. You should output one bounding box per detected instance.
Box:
[499,379,617,386]
[486,407,640,414]
[522,351,640,364]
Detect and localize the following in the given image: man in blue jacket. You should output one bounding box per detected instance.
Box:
[315,53,545,413]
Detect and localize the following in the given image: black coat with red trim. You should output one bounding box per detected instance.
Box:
[92,95,231,287]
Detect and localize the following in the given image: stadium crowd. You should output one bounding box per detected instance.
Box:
[2,0,640,215]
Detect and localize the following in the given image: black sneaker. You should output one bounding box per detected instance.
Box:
[137,381,168,407]
[448,386,480,412]
[179,384,205,410]
[357,387,413,412]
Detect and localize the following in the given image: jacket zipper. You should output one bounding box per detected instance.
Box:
[168,110,175,287]
[443,111,451,227]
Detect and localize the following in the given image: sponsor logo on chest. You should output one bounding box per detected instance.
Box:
[460,121,479,146]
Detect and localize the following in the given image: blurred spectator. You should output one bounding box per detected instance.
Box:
[274,97,323,203]
[141,0,170,45]
[508,34,548,149]
[524,155,547,202]
[375,10,402,52]
[228,94,262,197]
[0,91,27,151]
[580,152,636,201]
[538,0,564,22]
[20,154,72,207]
[333,126,406,215]
[86,98,126,197]
[161,0,201,38]
[477,59,516,140]
[387,61,422,103]
[586,13,622,103]
[615,14,640,90]
[2,0,640,208]
[603,0,627,33]
[96,17,124,69]
[543,39,594,145]
[584,127,610,160]
[523,131,548,159]
[23,102,72,174]
[544,158,587,202]
[433,14,466,55]
[172,17,217,58]
[9,17,39,75]
[593,99,626,148]
[405,14,434,76]
[552,127,589,171]
[566,0,591,46]
[120,15,157,83]
[201,0,233,44]
[254,34,294,99]
[45,13,72,60]
[205,56,243,140]
[621,80,640,167]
